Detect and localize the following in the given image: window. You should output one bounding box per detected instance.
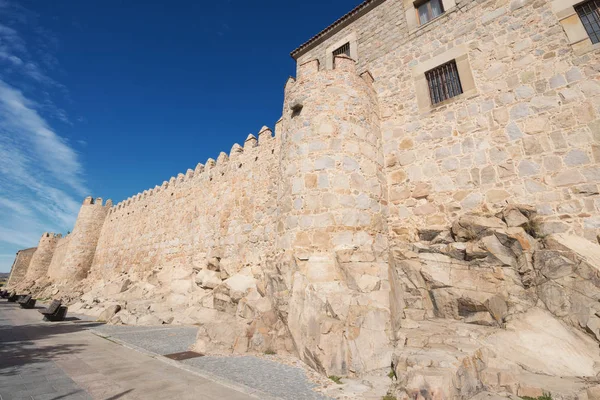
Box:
[332,42,351,68]
[416,0,444,25]
[332,42,351,58]
[575,0,600,44]
[425,60,463,105]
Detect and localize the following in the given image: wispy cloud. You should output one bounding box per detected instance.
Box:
[0,2,87,272]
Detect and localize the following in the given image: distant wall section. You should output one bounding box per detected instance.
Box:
[90,128,280,279]
[25,233,60,283]
[7,248,36,288]
[47,235,71,282]
[58,198,110,283]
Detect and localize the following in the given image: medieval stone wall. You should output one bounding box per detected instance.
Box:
[367,0,600,244]
[57,198,110,283]
[7,247,36,288]
[47,235,71,281]
[295,0,408,73]
[89,129,279,286]
[25,233,61,283]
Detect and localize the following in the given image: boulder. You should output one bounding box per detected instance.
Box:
[137,314,164,326]
[223,274,257,303]
[97,304,121,322]
[195,270,222,289]
[485,308,600,377]
[452,215,507,241]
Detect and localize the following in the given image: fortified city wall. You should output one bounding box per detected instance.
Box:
[6,247,36,288]
[296,0,600,245]
[7,0,600,396]
[47,235,71,282]
[88,128,279,293]
[24,233,61,283]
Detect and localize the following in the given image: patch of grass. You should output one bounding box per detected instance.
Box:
[387,370,396,380]
[521,393,552,400]
[382,395,397,400]
[264,348,276,355]
[328,375,343,385]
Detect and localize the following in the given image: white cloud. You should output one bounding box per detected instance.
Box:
[0,3,88,272]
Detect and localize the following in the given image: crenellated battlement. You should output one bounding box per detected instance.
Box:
[108,126,277,216]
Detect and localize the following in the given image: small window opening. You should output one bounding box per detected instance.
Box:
[332,42,351,68]
[425,60,463,105]
[416,0,444,25]
[291,104,303,118]
[575,0,600,44]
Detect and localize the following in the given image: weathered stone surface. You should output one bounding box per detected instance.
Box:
[97,304,121,322]
[7,0,600,392]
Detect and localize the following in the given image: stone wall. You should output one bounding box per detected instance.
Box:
[368,0,600,244]
[57,198,110,283]
[295,0,407,74]
[271,56,396,375]
[88,128,279,293]
[6,248,36,288]
[47,235,71,282]
[293,0,600,245]
[25,233,61,283]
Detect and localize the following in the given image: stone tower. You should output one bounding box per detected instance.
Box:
[278,55,388,256]
[7,248,36,288]
[25,233,60,283]
[275,55,394,375]
[57,197,111,283]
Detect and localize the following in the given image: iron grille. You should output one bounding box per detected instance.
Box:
[575,0,600,44]
[425,60,463,105]
[333,42,351,57]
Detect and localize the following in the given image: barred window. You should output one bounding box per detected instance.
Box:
[333,42,351,58]
[575,0,600,44]
[416,0,444,25]
[425,60,463,105]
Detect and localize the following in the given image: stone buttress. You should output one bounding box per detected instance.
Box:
[273,55,395,376]
[57,197,111,283]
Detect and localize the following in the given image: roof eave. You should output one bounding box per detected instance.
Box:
[290,0,386,60]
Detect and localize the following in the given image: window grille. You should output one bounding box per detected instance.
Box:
[416,0,444,25]
[575,0,600,44]
[333,42,351,57]
[425,60,463,105]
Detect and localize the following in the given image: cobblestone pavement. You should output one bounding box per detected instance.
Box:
[93,324,331,400]
[183,356,330,400]
[0,301,256,400]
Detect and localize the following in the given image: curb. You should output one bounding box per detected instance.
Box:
[90,330,282,400]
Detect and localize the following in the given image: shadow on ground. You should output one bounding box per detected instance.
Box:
[0,301,104,377]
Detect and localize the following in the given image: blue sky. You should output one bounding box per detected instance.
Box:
[0,0,363,272]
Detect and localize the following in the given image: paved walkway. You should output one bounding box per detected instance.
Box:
[0,301,256,400]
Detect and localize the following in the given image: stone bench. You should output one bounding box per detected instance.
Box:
[7,292,21,302]
[18,295,37,309]
[39,300,68,322]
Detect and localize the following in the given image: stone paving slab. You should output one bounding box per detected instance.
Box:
[0,301,257,400]
[92,324,198,355]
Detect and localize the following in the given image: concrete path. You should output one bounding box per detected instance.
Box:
[0,301,256,400]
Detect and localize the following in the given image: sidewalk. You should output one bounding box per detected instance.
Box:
[0,301,257,400]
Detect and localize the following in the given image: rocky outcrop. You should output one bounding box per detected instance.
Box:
[387,205,600,399]
[29,204,600,399]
